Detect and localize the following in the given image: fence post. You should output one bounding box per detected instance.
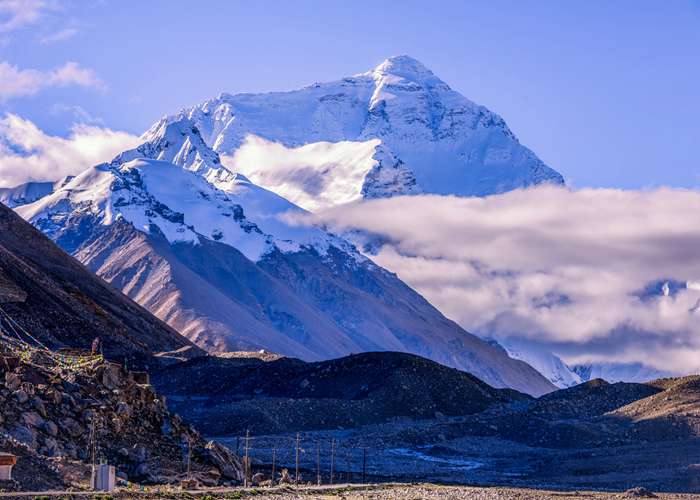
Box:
[271,445,276,486]
[243,430,251,487]
[295,433,300,484]
[330,439,335,485]
[316,442,321,485]
[362,447,367,484]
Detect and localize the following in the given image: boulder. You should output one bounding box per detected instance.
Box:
[20,411,45,428]
[4,372,20,391]
[13,389,27,404]
[58,417,84,438]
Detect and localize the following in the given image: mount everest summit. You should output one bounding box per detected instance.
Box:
[143,55,564,210]
[6,56,572,395]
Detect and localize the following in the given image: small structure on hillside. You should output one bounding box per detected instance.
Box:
[0,453,17,480]
[91,464,116,492]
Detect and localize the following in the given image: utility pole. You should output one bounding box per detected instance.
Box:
[330,439,336,485]
[244,430,250,487]
[186,436,192,481]
[316,442,321,485]
[345,451,351,483]
[90,419,96,490]
[271,446,277,486]
[295,433,300,484]
[362,447,367,485]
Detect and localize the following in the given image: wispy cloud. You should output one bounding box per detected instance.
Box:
[38,26,76,43]
[0,0,54,33]
[291,187,700,373]
[50,102,103,124]
[0,113,140,187]
[0,60,104,102]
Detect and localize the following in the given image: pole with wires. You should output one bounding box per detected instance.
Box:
[295,433,301,484]
[330,438,336,485]
[244,430,250,487]
[316,441,321,485]
[271,445,277,486]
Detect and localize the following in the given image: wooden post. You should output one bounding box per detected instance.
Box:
[295,433,300,484]
[330,439,335,485]
[362,447,367,484]
[244,430,250,487]
[316,442,321,485]
[271,446,276,486]
[187,437,192,481]
[345,451,351,483]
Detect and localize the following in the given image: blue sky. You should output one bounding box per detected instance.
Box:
[1,0,699,188]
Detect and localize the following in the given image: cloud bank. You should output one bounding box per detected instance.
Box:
[0,61,103,102]
[0,113,140,187]
[295,187,700,372]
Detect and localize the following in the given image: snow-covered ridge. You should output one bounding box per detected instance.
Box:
[489,338,582,388]
[145,55,564,210]
[0,177,74,208]
[17,157,359,263]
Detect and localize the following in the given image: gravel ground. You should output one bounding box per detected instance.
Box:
[0,483,693,499]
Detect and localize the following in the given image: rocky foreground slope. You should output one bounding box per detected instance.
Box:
[0,202,197,366]
[0,344,242,491]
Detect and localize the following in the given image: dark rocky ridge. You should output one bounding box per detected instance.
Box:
[0,202,199,367]
[153,351,531,435]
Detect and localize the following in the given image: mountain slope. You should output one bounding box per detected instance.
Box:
[16,151,555,395]
[147,55,564,210]
[0,201,196,364]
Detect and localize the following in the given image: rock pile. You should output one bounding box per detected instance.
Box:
[0,346,242,490]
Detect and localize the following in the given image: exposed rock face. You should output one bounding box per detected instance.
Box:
[0,202,198,366]
[0,346,243,489]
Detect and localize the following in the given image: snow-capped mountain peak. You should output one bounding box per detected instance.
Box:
[142,56,563,211]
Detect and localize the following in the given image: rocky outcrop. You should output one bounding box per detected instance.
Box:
[0,345,242,490]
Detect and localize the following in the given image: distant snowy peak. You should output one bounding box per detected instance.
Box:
[491,338,582,388]
[572,362,676,384]
[17,157,358,264]
[149,55,564,210]
[0,177,73,208]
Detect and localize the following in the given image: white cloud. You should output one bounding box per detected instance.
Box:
[0,113,140,187]
[293,187,700,373]
[0,0,53,33]
[222,135,381,211]
[0,61,103,102]
[39,26,76,43]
